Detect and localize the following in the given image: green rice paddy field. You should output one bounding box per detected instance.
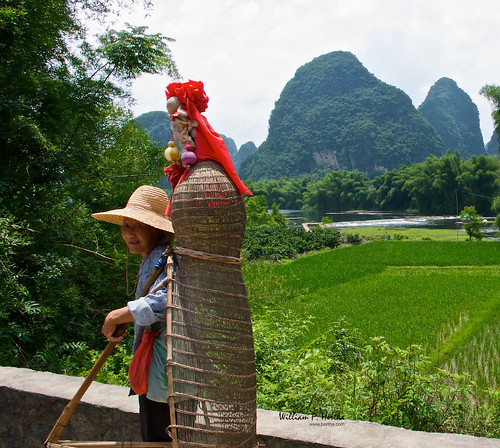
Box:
[243,240,500,389]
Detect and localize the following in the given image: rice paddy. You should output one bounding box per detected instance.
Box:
[243,240,500,389]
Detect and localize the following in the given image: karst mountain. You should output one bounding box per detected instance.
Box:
[136,51,490,181]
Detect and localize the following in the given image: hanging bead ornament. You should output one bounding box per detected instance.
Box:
[181,150,197,167]
[164,140,181,162]
[165,95,199,168]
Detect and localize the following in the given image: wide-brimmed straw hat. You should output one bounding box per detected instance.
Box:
[91,186,174,234]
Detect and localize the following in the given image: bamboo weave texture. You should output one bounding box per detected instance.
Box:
[168,160,257,448]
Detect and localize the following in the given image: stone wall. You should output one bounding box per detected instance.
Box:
[0,367,141,448]
[1,367,498,448]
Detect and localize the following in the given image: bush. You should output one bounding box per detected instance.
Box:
[242,225,341,260]
[345,233,362,244]
[393,232,408,240]
[253,311,500,437]
[62,334,133,387]
[0,213,37,366]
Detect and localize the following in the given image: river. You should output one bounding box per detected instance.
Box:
[279,209,498,238]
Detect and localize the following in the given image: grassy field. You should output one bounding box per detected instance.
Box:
[243,240,500,389]
[341,226,469,241]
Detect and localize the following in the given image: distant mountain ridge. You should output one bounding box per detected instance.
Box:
[418,77,485,157]
[239,51,445,180]
[134,111,255,174]
[485,131,499,156]
[135,111,171,146]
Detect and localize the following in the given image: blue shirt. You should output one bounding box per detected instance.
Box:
[127,245,169,403]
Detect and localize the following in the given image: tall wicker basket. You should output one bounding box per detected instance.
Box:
[167,160,257,448]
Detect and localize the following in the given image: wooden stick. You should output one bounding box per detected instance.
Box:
[44,326,126,446]
[165,256,178,448]
[137,249,172,299]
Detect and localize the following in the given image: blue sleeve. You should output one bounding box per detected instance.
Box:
[127,270,167,326]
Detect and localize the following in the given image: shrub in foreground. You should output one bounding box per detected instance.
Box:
[242,225,341,260]
[254,311,500,437]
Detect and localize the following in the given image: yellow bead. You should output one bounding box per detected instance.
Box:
[164,144,180,161]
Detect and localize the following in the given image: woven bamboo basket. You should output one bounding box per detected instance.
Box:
[167,160,257,448]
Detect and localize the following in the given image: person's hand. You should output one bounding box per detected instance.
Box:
[102,307,133,343]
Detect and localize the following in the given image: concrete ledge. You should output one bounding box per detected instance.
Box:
[1,367,499,448]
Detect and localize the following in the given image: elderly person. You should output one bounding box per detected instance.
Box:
[92,185,175,442]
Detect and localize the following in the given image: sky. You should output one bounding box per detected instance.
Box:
[107,0,499,149]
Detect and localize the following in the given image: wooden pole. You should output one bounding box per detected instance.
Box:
[44,326,127,446]
[165,256,178,448]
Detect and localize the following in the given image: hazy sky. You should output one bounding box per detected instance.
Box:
[110,0,499,149]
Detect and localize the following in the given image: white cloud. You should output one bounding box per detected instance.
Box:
[118,0,499,148]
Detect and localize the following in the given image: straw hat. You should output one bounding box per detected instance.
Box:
[91,186,174,234]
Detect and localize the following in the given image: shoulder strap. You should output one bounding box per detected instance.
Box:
[137,244,174,298]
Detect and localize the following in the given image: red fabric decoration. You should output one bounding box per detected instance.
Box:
[164,164,191,217]
[164,80,252,202]
[164,163,185,191]
[166,80,209,113]
[128,329,159,395]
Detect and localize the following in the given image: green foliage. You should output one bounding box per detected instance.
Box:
[457,155,500,213]
[345,232,362,244]
[97,24,177,79]
[492,196,500,232]
[254,311,362,417]
[303,170,376,213]
[459,205,485,241]
[247,177,310,210]
[0,213,37,365]
[0,0,178,371]
[392,232,408,240]
[269,203,288,227]
[244,152,500,215]
[242,226,341,260]
[245,196,289,229]
[252,310,499,436]
[245,195,271,227]
[399,152,461,213]
[480,84,500,137]
[492,196,500,215]
[63,337,133,386]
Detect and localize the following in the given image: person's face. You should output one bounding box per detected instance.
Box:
[121,218,162,259]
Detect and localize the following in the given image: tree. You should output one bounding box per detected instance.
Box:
[303,170,375,213]
[481,84,500,234]
[269,203,288,228]
[492,196,500,233]
[0,0,179,371]
[480,84,500,139]
[459,206,484,241]
[245,195,270,227]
